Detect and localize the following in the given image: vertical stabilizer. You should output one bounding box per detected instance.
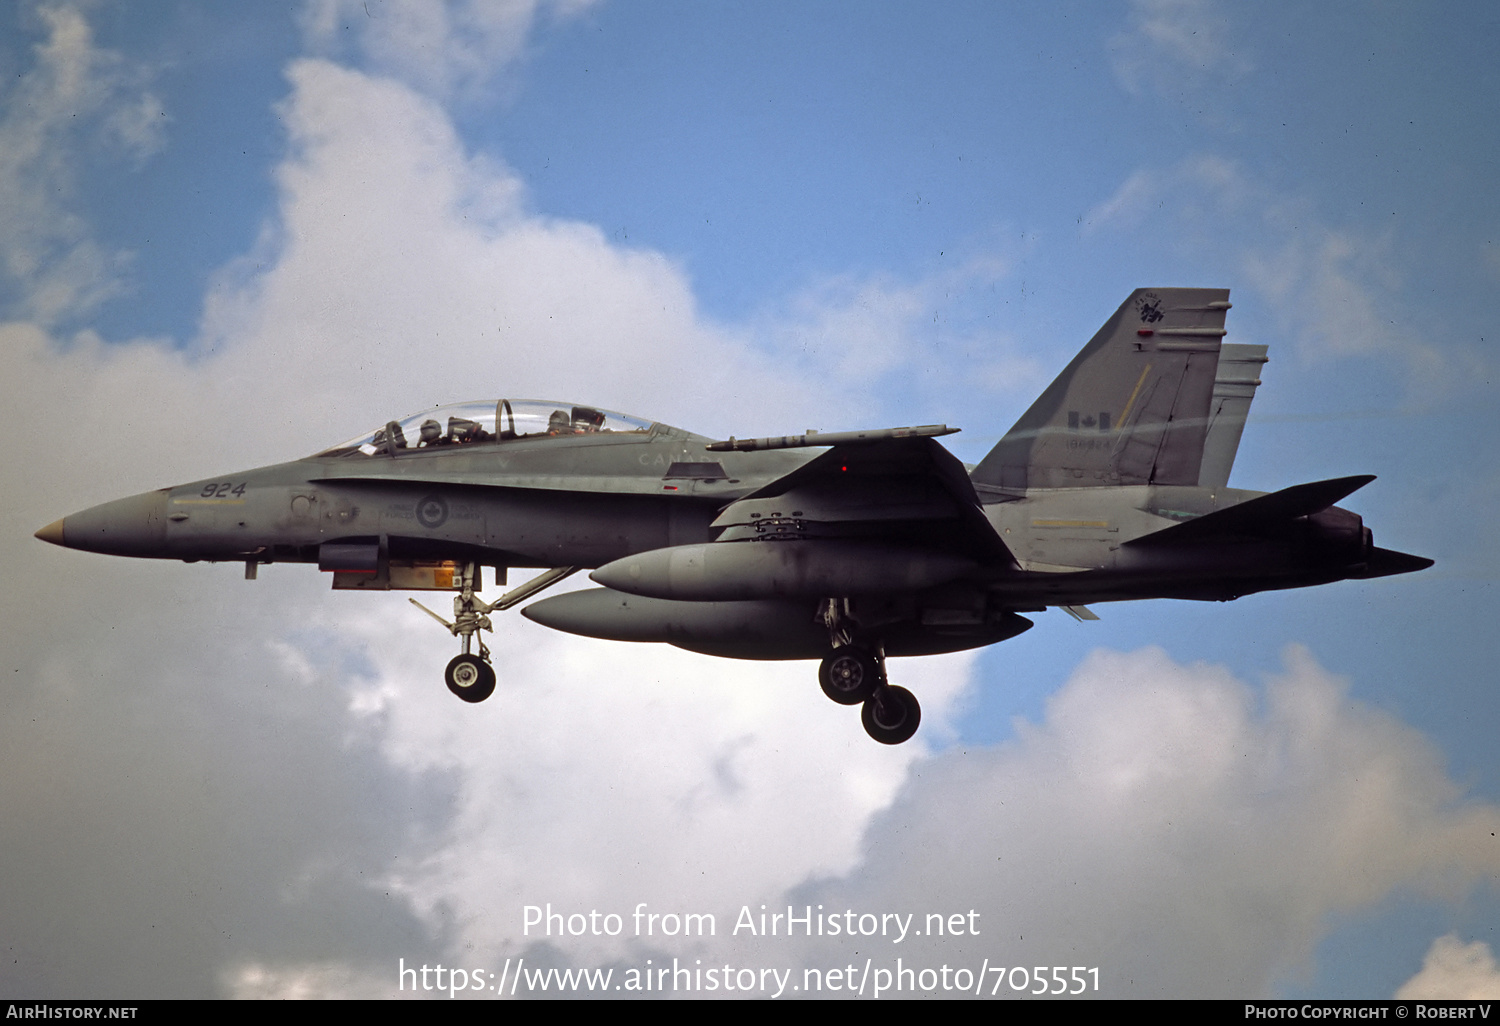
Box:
[973,288,1230,494]
[1197,343,1268,490]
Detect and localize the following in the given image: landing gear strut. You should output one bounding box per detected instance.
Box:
[410,562,578,704]
[816,599,923,744]
[411,561,498,702]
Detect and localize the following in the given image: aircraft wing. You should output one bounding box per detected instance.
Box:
[709,433,1016,566]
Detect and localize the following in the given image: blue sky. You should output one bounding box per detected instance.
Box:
[2,0,1498,999]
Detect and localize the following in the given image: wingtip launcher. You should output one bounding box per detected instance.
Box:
[705,424,959,453]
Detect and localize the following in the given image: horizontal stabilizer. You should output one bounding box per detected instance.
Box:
[1348,547,1435,579]
[1127,475,1376,546]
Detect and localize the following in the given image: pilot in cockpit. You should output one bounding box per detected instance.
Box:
[572,407,606,433]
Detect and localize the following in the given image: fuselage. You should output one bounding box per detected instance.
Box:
[42,407,1378,632]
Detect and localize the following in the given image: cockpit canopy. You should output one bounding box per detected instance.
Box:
[315,400,658,458]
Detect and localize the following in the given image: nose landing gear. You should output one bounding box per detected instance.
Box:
[410,562,578,704]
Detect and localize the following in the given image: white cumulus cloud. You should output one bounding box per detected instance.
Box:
[781,646,1500,998]
[300,0,597,102]
[0,3,166,325]
[1396,935,1500,1000]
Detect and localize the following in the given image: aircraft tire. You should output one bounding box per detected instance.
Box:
[819,646,880,705]
[861,685,921,745]
[446,654,496,703]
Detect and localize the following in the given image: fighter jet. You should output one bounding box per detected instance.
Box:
[35,288,1431,744]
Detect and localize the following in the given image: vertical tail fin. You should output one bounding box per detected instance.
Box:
[1197,343,1268,490]
[972,288,1230,494]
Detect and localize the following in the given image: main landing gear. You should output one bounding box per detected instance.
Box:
[816,601,922,745]
[410,562,577,704]
[861,683,921,745]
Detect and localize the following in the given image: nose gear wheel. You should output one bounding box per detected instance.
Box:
[446,654,496,703]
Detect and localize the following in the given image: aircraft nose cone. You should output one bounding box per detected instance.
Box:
[45,490,169,557]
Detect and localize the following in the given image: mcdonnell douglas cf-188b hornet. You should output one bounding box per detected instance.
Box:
[36,289,1431,744]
